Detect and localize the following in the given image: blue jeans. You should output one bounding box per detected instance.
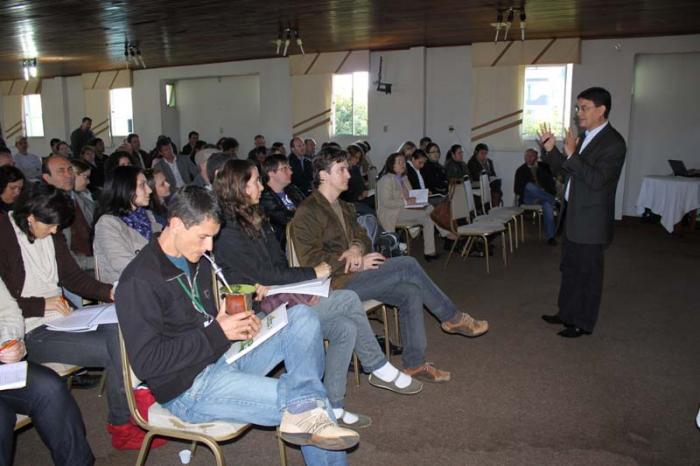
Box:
[311,290,387,408]
[523,182,556,239]
[344,256,459,369]
[24,323,130,425]
[163,305,347,466]
[0,363,94,466]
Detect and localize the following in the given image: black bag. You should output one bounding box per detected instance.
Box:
[375,231,403,258]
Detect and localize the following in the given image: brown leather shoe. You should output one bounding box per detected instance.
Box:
[441,312,489,338]
[404,363,451,383]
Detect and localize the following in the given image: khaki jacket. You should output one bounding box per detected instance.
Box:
[376,174,412,231]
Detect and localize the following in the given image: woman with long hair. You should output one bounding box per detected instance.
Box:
[213,160,422,430]
[0,166,24,214]
[144,167,171,227]
[94,166,161,284]
[444,144,469,181]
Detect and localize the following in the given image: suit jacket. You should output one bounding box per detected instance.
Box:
[376,174,412,232]
[132,149,153,169]
[290,191,372,289]
[153,155,198,189]
[406,163,423,190]
[421,160,448,195]
[288,153,314,195]
[541,123,626,245]
[514,162,556,200]
[259,184,306,246]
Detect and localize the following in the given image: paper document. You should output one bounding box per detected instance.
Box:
[0,361,27,391]
[409,189,429,204]
[45,304,117,332]
[266,277,331,298]
[366,189,376,198]
[225,304,289,364]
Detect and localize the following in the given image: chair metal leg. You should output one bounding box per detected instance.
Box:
[520,214,525,243]
[277,429,288,466]
[483,236,490,274]
[444,235,460,267]
[199,436,226,466]
[460,237,474,259]
[538,213,542,239]
[353,353,360,386]
[98,371,107,397]
[380,305,390,359]
[135,431,155,466]
[502,231,508,266]
[507,223,514,253]
[391,307,401,346]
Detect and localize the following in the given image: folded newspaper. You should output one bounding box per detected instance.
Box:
[225,304,289,364]
[45,304,118,332]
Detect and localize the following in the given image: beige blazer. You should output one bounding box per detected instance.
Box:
[377,174,412,231]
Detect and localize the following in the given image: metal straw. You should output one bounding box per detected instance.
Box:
[202,253,232,291]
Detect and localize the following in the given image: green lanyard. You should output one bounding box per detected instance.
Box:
[175,275,211,323]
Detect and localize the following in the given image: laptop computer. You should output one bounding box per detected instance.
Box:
[668,159,700,178]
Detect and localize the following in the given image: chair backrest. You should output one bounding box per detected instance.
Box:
[513,194,521,207]
[451,181,470,221]
[479,173,492,212]
[462,179,478,215]
[286,224,301,267]
[367,166,378,190]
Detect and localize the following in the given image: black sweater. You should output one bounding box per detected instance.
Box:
[213,219,315,287]
[115,238,230,403]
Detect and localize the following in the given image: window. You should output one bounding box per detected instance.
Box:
[332,72,368,136]
[22,94,44,137]
[521,64,573,139]
[109,87,134,136]
[165,83,176,107]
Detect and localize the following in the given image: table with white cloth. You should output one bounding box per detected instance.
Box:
[636,175,700,233]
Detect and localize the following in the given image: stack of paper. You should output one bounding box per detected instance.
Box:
[225,304,289,364]
[266,277,331,298]
[406,189,429,208]
[0,361,27,391]
[45,304,118,333]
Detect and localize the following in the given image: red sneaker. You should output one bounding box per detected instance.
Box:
[107,422,167,450]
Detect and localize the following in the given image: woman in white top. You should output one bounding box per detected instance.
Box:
[94,166,162,284]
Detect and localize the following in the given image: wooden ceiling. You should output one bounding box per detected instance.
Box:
[1,0,699,80]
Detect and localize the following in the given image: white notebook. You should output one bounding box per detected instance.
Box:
[225,304,288,364]
[0,361,27,391]
[266,277,331,298]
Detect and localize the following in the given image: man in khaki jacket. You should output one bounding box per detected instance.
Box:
[290,148,490,383]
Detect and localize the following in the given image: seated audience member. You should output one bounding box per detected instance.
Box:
[181,131,199,158]
[221,137,240,158]
[104,150,137,176]
[247,134,267,159]
[127,133,152,169]
[12,137,42,181]
[0,166,24,215]
[47,138,61,158]
[468,143,502,207]
[421,142,448,195]
[43,155,93,271]
[0,183,153,450]
[248,145,268,173]
[399,141,417,160]
[152,137,198,188]
[260,154,306,246]
[289,136,314,195]
[355,140,374,179]
[305,138,317,158]
[444,144,469,181]
[514,148,558,245]
[0,149,13,168]
[70,159,97,255]
[145,167,171,228]
[340,144,374,216]
[213,161,421,429]
[0,278,94,466]
[192,148,219,187]
[290,148,489,383]
[91,137,108,169]
[115,186,359,461]
[55,141,71,158]
[407,149,443,207]
[94,166,161,284]
[79,145,104,193]
[206,152,233,186]
[419,137,432,151]
[270,141,287,156]
[377,153,449,261]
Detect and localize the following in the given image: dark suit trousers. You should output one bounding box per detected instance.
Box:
[558,236,604,333]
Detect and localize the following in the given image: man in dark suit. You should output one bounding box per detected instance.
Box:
[260,154,305,247]
[406,150,443,206]
[152,137,199,189]
[126,133,153,168]
[288,136,313,195]
[538,87,627,338]
[514,148,557,244]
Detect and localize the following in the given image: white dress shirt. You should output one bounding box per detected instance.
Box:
[565,122,608,201]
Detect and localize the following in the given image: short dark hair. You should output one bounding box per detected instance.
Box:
[50,138,61,148]
[425,142,441,155]
[419,137,432,146]
[0,147,11,157]
[206,152,233,182]
[412,149,428,161]
[312,147,348,188]
[12,183,74,242]
[99,165,143,217]
[82,117,92,123]
[221,137,239,152]
[70,159,91,175]
[254,134,264,140]
[262,153,288,175]
[473,143,489,155]
[91,137,103,146]
[156,136,172,150]
[577,86,611,119]
[271,142,284,150]
[0,166,25,195]
[188,131,199,139]
[167,185,221,227]
[126,133,139,143]
[104,151,137,175]
[383,152,405,175]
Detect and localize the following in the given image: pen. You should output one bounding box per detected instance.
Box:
[0,339,18,351]
[541,137,551,146]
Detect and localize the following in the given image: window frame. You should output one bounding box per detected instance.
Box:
[22,94,45,138]
[521,64,573,141]
[331,71,369,137]
[109,87,134,137]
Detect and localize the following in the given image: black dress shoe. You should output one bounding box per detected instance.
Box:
[70,371,102,389]
[375,335,403,355]
[557,327,591,338]
[547,238,557,246]
[424,253,441,262]
[541,314,564,325]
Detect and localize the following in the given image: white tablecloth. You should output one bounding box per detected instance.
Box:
[636,175,700,232]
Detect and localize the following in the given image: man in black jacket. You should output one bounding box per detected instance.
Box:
[538,87,626,338]
[260,154,305,246]
[289,136,314,195]
[514,148,557,244]
[115,186,358,457]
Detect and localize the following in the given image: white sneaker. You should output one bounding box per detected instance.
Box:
[279,406,360,450]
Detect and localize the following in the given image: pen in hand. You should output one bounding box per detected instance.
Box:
[0,339,17,352]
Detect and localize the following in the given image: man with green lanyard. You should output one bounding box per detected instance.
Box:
[116,186,358,464]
